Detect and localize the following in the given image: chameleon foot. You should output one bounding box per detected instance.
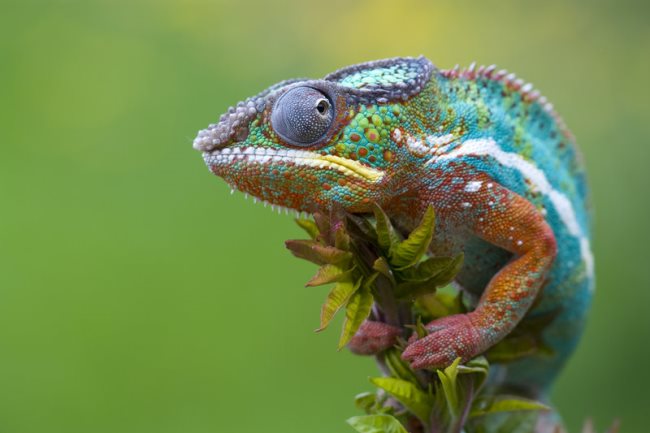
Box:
[402,313,484,369]
[347,320,402,355]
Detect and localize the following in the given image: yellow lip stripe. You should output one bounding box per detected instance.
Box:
[316,154,385,182]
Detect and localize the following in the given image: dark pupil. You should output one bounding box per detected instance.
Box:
[316,99,329,114]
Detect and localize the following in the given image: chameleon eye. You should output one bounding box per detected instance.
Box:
[271,87,334,146]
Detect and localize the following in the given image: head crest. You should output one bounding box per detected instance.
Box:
[324,56,434,104]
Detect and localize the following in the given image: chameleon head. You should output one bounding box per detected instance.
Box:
[193,56,435,213]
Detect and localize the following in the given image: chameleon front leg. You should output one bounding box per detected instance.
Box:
[402,178,557,369]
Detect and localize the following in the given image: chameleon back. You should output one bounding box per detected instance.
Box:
[423,67,594,395]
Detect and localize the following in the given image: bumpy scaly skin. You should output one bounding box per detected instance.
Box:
[348,321,402,356]
[194,57,593,397]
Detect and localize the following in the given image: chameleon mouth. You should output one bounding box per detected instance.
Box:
[203,146,385,183]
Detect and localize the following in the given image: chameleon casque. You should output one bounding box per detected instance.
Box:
[193,56,593,419]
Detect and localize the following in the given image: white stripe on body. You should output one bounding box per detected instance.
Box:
[434,138,594,282]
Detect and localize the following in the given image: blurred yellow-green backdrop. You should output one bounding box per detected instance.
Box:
[2,1,649,432]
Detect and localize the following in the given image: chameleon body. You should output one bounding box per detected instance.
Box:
[193,57,593,404]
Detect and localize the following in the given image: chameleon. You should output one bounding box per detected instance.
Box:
[193,56,593,424]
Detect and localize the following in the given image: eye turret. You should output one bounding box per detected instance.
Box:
[271,87,334,146]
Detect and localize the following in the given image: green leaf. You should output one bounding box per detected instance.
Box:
[417,292,466,319]
[369,377,434,424]
[486,334,543,363]
[294,218,320,240]
[347,414,409,433]
[394,278,440,299]
[457,356,489,375]
[457,356,489,394]
[373,204,401,253]
[334,224,351,250]
[437,357,461,418]
[426,253,463,288]
[405,316,428,340]
[339,284,374,349]
[312,212,332,244]
[285,239,352,266]
[372,257,396,285]
[428,382,451,433]
[362,271,380,291]
[318,278,362,332]
[394,254,462,298]
[383,348,420,385]
[414,316,428,339]
[390,206,435,268]
[469,395,550,418]
[354,392,377,414]
[306,264,356,287]
[399,256,454,282]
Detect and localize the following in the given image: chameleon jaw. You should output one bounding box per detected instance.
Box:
[203,146,385,183]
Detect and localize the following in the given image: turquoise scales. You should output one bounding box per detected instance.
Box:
[429,64,593,393]
[194,57,593,402]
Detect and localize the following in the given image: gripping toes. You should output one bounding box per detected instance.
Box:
[348,320,402,355]
[401,313,484,369]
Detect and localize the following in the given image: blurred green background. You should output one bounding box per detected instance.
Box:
[2,1,649,432]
